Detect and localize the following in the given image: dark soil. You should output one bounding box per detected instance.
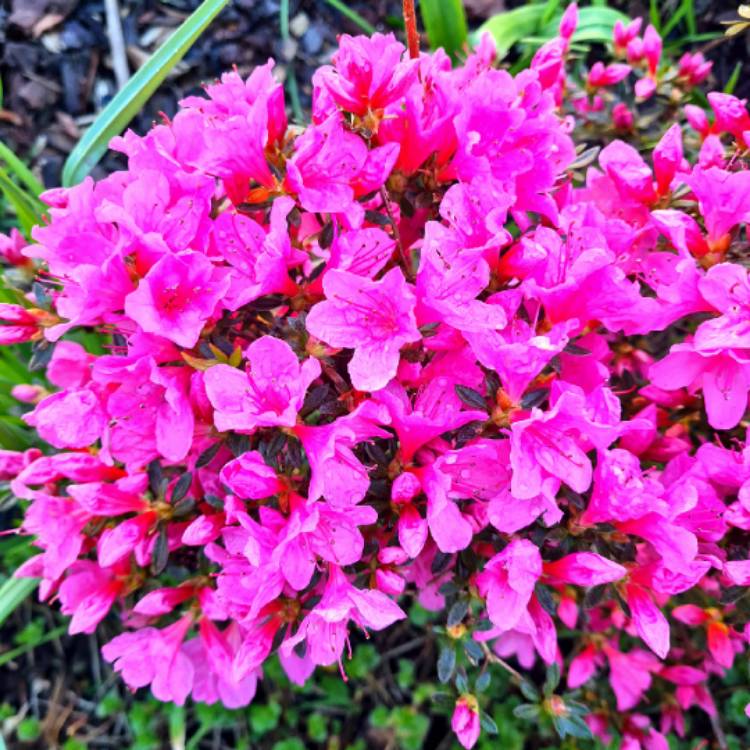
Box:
[0,0,747,189]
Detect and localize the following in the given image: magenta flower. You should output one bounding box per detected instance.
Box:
[282,565,405,669]
[313,33,416,117]
[451,695,481,750]
[650,342,750,430]
[205,336,321,432]
[285,115,368,214]
[125,251,229,348]
[102,615,195,704]
[476,539,542,632]
[306,268,420,392]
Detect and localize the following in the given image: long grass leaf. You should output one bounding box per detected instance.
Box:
[0,576,38,627]
[62,0,230,187]
[0,141,44,197]
[322,0,375,35]
[0,625,67,668]
[420,0,469,59]
[0,168,44,237]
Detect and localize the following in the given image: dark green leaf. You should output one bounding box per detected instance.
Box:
[455,669,469,694]
[475,671,491,693]
[535,584,557,617]
[28,340,55,372]
[437,646,456,683]
[152,526,169,574]
[520,388,548,410]
[432,551,453,575]
[463,638,483,665]
[479,711,498,735]
[195,442,221,468]
[204,494,225,510]
[454,384,488,412]
[583,584,607,610]
[519,680,540,702]
[543,662,561,697]
[447,599,469,627]
[147,460,164,497]
[171,472,193,504]
[513,703,541,721]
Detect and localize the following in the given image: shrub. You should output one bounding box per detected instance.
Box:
[1,4,749,747]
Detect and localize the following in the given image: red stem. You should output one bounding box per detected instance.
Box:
[402,0,420,59]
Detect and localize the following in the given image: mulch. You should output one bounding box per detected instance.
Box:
[0,0,747,189]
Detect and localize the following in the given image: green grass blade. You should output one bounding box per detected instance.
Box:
[420,0,469,59]
[0,168,45,237]
[0,625,67,668]
[0,141,44,197]
[62,0,230,187]
[724,61,742,94]
[0,576,38,627]
[322,0,376,35]
[649,0,662,32]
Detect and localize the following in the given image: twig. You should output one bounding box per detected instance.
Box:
[402,0,420,59]
[705,684,729,750]
[379,186,411,276]
[104,0,130,91]
[479,641,523,683]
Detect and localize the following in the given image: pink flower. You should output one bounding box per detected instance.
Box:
[613,18,642,53]
[24,387,106,449]
[306,268,420,392]
[544,552,627,586]
[282,565,405,669]
[102,615,194,704]
[219,451,282,499]
[452,695,481,750]
[650,342,750,430]
[205,336,321,432]
[294,400,391,507]
[312,33,416,117]
[476,539,542,632]
[58,560,123,634]
[285,115,369,214]
[125,251,229,348]
[587,62,631,88]
[625,583,670,659]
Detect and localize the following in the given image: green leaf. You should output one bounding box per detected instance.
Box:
[0,576,38,627]
[0,625,67,668]
[543,662,561,696]
[479,710,498,734]
[554,713,593,739]
[420,0,469,59]
[724,61,743,95]
[62,0,230,186]
[473,4,547,60]
[171,471,193,504]
[0,167,45,236]
[447,598,470,627]
[519,679,540,702]
[0,141,44,196]
[437,645,456,683]
[513,703,541,721]
[321,0,375,35]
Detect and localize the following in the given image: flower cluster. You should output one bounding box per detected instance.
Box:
[3,5,750,747]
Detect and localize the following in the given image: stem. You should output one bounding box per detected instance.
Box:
[479,641,523,683]
[379,186,411,276]
[402,0,420,59]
